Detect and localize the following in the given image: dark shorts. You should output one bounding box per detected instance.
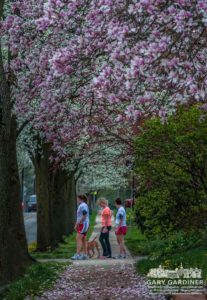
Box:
[116,226,127,236]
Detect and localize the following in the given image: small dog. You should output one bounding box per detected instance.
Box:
[87,235,100,258]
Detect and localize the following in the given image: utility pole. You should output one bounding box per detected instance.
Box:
[126,160,135,230]
[21,168,24,210]
[130,164,135,229]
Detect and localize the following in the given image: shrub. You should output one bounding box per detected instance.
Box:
[134,106,207,237]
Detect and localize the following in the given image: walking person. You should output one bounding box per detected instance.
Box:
[115,198,127,258]
[97,198,112,258]
[71,195,89,260]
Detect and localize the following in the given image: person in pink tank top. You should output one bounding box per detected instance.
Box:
[97,198,112,258]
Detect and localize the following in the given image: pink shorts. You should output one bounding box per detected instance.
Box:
[116,226,127,236]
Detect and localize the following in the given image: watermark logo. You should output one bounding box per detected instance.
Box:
[147,264,206,294]
[147,263,202,279]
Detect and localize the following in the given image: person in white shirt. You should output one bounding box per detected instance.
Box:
[115,198,127,258]
[71,195,89,260]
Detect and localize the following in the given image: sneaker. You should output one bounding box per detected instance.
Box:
[113,254,122,259]
[71,254,82,260]
[99,256,107,259]
[81,254,88,260]
[106,255,112,258]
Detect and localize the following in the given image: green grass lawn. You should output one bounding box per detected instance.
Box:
[125,226,147,256]
[30,211,97,259]
[125,225,207,280]
[3,262,67,300]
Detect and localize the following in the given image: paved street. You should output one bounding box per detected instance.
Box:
[24,212,37,244]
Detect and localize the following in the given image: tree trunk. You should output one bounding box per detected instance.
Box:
[0,115,32,285]
[52,171,76,239]
[51,170,67,244]
[34,145,76,249]
[64,174,76,235]
[33,139,78,249]
[0,26,31,283]
[35,143,53,251]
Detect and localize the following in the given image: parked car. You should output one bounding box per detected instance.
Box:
[124,198,135,208]
[28,195,37,212]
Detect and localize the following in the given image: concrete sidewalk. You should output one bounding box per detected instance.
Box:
[39,214,164,300]
[71,213,135,267]
[37,215,203,300]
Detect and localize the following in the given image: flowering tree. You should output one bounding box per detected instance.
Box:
[1,0,207,282]
[45,0,207,121]
[76,143,128,193]
[2,0,95,250]
[13,0,206,186]
[4,0,207,160]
